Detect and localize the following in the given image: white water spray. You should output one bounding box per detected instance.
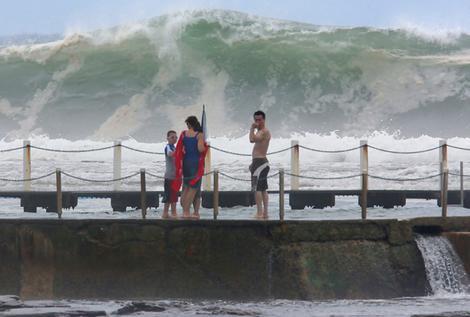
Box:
[415,234,470,296]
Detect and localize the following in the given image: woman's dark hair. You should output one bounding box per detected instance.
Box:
[185,116,202,132]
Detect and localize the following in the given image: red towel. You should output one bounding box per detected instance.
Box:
[171,131,207,194]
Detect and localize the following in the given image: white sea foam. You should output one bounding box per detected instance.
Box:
[395,21,466,44]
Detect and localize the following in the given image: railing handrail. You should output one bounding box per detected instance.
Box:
[4,141,470,155]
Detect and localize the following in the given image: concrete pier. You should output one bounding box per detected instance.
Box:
[1,217,469,300]
[444,232,470,274]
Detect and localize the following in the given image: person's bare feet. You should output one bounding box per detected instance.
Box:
[182,212,192,219]
[191,212,200,220]
[262,212,269,220]
[161,212,170,219]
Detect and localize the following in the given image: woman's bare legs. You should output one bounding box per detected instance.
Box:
[182,187,197,218]
[181,186,190,218]
[192,196,201,219]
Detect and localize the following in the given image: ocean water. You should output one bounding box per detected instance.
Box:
[2,295,470,316]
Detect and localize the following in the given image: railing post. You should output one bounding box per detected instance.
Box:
[439,139,447,192]
[291,140,300,190]
[56,168,62,219]
[279,169,285,221]
[213,169,219,220]
[442,166,448,217]
[460,161,464,206]
[140,168,147,219]
[113,141,122,191]
[360,140,368,220]
[204,142,212,191]
[23,140,31,191]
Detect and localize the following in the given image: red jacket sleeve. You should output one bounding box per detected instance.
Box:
[171,131,185,193]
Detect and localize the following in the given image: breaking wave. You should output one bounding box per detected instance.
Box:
[1,9,470,141]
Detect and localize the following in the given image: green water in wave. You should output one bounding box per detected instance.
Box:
[1,10,470,140]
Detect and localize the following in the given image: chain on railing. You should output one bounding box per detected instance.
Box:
[0,168,452,187]
[218,171,280,182]
[208,146,251,156]
[447,145,470,151]
[266,146,296,155]
[368,144,442,154]
[0,171,56,182]
[0,142,468,155]
[449,171,470,178]
[145,171,166,179]
[120,145,164,155]
[368,173,443,182]
[285,172,362,180]
[209,145,294,156]
[0,145,26,153]
[146,170,215,180]
[299,145,362,153]
[30,144,116,153]
[209,144,365,156]
[0,169,453,186]
[61,171,141,183]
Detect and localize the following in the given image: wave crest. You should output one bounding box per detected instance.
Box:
[0,10,470,141]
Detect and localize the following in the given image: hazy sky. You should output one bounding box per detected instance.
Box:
[1,0,470,36]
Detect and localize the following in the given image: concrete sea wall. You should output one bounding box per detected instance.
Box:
[0,217,469,300]
[445,232,470,274]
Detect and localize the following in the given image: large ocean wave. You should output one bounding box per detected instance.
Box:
[1,10,470,141]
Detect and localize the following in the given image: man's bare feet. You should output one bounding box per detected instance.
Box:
[162,213,170,219]
[191,212,200,220]
[262,212,269,220]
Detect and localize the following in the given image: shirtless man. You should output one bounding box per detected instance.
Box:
[249,110,271,219]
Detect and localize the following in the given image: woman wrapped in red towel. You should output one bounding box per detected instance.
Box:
[171,116,207,219]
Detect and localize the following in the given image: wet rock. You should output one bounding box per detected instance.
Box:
[0,295,24,312]
[5,311,107,317]
[412,312,470,317]
[200,306,261,316]
[114,301,165,315]
[0,296,106,316]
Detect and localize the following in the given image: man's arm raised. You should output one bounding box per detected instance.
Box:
[251,129,267,143]
[249,123,257,143]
